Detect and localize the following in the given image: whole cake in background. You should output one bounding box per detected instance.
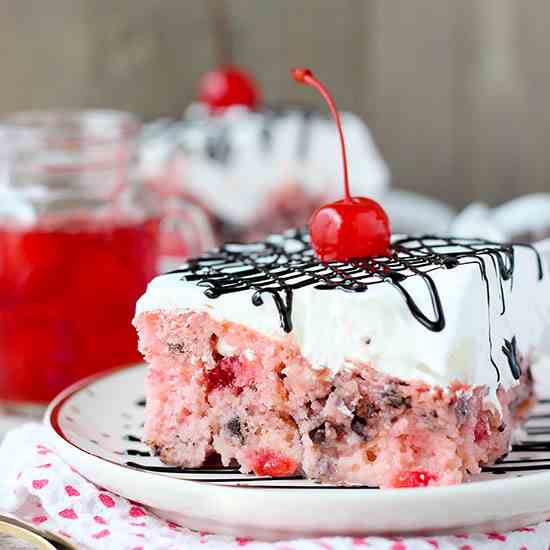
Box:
[134,68,550,489]
[139,69,388,249]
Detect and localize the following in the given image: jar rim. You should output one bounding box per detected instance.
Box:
[0,109,141,147]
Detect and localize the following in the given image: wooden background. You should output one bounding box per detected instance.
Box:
[1,0,549,208]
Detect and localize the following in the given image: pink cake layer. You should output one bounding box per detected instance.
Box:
[135,309,535,488]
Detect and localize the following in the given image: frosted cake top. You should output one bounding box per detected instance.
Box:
[136,230,550,405]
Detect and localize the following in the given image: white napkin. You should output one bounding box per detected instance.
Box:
[0,423,548,550]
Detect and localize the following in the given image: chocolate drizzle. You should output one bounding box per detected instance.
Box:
[168,230,543,381]
[125,449,150,457]
[502,336,521,380]
[259,108,283,152]
[175,105,328,164]
[205,126,231,164]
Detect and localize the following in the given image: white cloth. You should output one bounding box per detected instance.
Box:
[0,424,549,550]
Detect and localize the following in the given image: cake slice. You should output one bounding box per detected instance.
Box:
[133,230,550,488]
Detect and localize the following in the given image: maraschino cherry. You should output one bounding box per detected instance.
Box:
[291,68,391,262]
[199,65,260,113]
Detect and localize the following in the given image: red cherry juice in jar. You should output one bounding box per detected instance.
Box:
[0,111,161,406]
[0,215,159,403]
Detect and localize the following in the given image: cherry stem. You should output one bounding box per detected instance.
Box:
[207,0,232,66]
[292,68,351,202]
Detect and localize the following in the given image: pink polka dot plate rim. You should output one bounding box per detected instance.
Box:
[44,362,550,540]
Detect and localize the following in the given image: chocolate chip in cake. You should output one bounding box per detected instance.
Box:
[351,415,367,437]
[227,417,241,436]
[167,342,186,354]
[382,388,411,409]
[309,423,326,444]
[455,395,470,425]
[226,417,245,444]
[356,398,380,419]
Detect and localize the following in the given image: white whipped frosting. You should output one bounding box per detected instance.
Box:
[451,194,550,241]
[135,236,550,406]
[139,105,389,226]
[449,203,508,242]
[383,190,455,235]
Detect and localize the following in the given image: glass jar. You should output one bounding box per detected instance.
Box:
[0,110,211,411]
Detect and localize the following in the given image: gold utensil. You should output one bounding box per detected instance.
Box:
[0,521,57,549]
[0,514,77,549]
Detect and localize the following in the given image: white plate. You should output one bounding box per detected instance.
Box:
[45,363,550,541]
